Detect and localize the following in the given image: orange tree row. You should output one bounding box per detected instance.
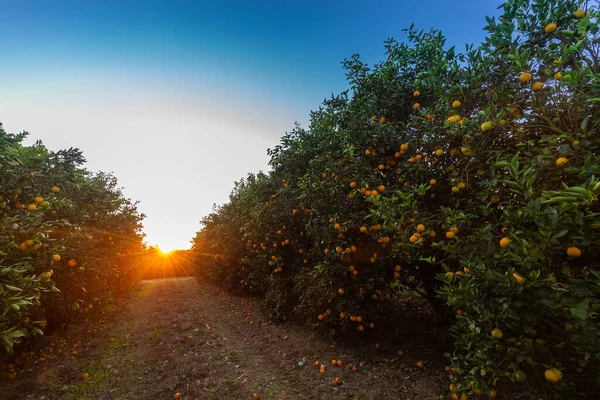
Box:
[0,124,145,356]
[192,0,600,398]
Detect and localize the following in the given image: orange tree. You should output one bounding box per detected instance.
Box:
[0,124,145,356]
[192,0,599,397]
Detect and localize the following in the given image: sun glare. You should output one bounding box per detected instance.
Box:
[157,246,174,256]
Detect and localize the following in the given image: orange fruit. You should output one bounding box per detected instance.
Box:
[556,157,568,166]
[500,237,511,248]
[334,223,341,230]
[544,22,557,34]
[318,314,324,321]
[68,259,77,267]
[378,185,385,192]
[481,121,493,132]
[449,384,458,393]
[379,117,386,123]
[491,328,503,339]
[446,231,455,239]
[413,103,420,109]
[567,247,581,257]
[531,81,544,91]
[81,373,89,380]
[360,226,367,233]
[27,204,37,211]
[457,182,466,190]
[51,186,60,193]
[429,179,437,185]
[413,90,420,97]
[336,360,343,366]
[338,288,344,295]
[452,100,461,108]
[519,72,532,83]
[435,149,444,157]
[575,9,585,18]
[416,361,424,368]
[489,390,497,398]
[416,224,425,232]
[400,144,408,151]
[512,273,523,285]
[35,196,43,203]
[544,368,563,382]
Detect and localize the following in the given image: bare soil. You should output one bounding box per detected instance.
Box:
[1,277,446,399]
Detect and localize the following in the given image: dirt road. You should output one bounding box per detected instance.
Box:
[2,277,444,399]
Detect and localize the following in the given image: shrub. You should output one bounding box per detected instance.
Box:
[192,1,600,396]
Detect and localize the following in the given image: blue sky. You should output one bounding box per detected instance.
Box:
[0,0,504,250]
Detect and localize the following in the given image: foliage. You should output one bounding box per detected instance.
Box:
[0,124,145,355]
[193,0,600,397]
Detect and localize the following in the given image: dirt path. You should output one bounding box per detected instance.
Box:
[2,277,445,399]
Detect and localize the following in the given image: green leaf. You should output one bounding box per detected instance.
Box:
[570,307,587,320]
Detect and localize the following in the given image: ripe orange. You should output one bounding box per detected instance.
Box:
[416,361,424,368]
[400,143,408,151]
[500,237,511,248]
[413,103,420,109]
[481,121,493,132]
[435,149,444,157]
[416,224,425,232]
[544,368,563,382]
[27,204,37,211]
[378,185,385,192]
[35,196,43,203]
[544,22,557,34]
[413,90,420,97]
[575,9,585,18]
[449,384,458,393]
[512,273,523,285]
[379,117,386,123]
[457,182,466,190]
[318,314,324,321]
[447,115,461,123]
[519,72,532,83]
[445,231,455,239]
[452,100,461,109]
[567,247,581,257]
[489,390,497,398]
[336,359,343,366]
[491,328,503,339]
[334,223,341,230]
[338,288,344,295]
[350,181,357,188]
[531,81,544,91]
[51,186,60,193]
[81,373,89,380]
[68,259,77,267]
[556,157,568,166]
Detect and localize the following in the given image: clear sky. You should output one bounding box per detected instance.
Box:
[0,0,503,251]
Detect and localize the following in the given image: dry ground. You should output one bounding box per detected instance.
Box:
[1,277,446,399]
